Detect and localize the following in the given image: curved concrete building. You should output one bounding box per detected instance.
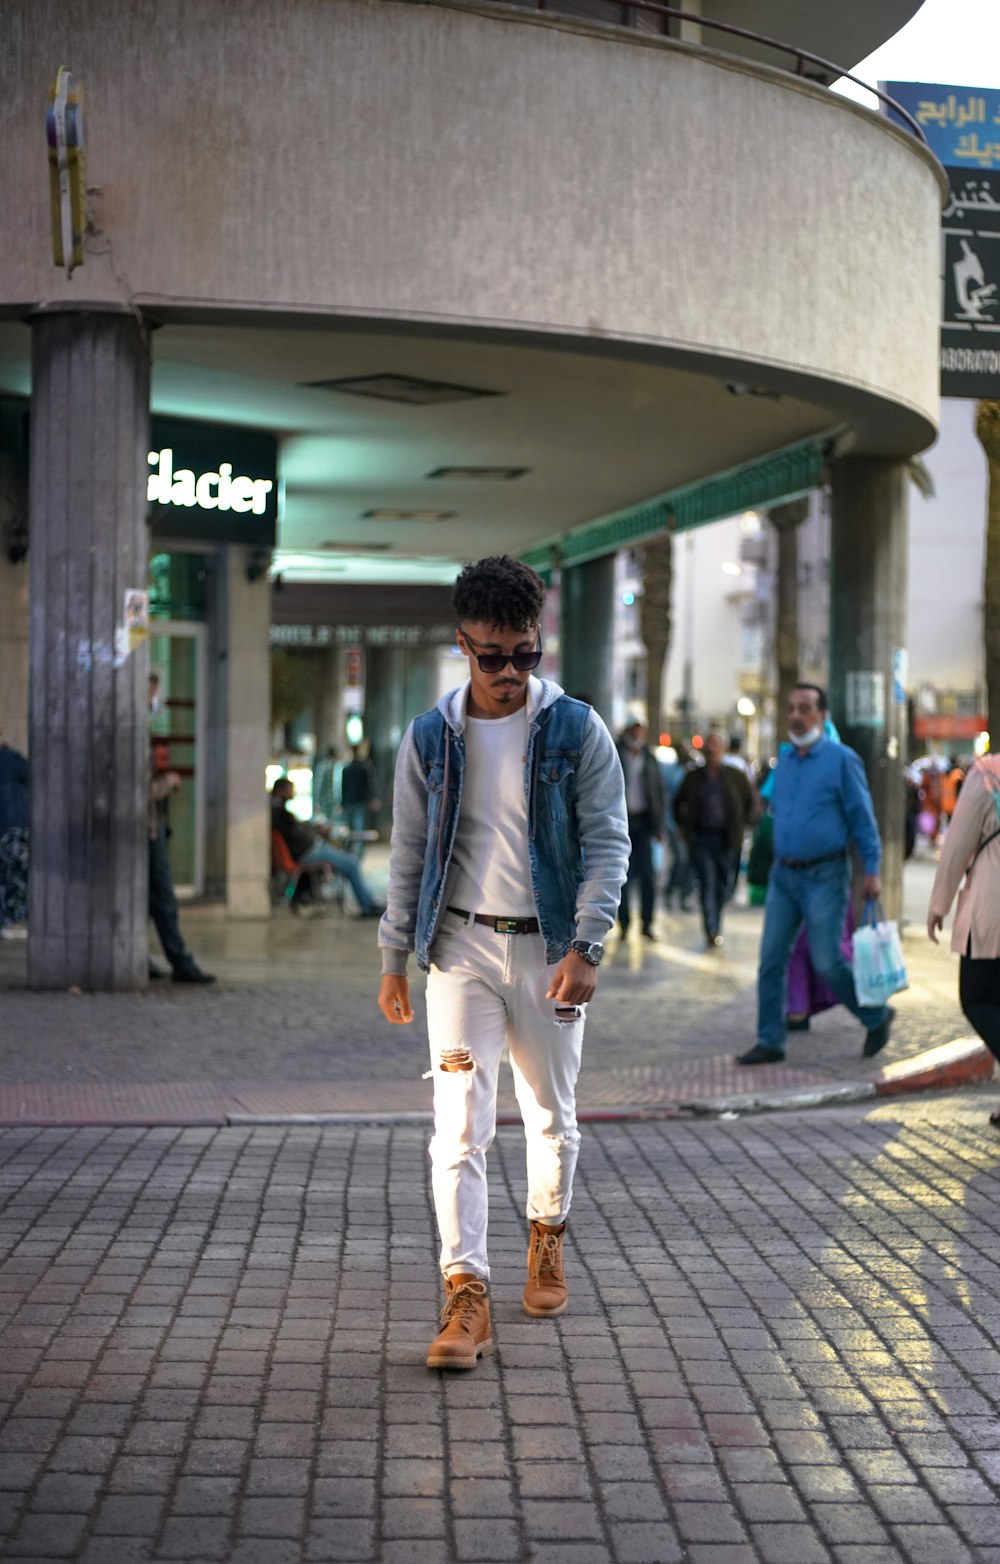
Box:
[0,0,941,983]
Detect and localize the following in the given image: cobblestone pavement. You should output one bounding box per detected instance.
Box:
[2,1088,1000,1562]
[0,859,977,1122]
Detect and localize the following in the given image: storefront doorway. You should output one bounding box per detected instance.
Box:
[149,622,208,898]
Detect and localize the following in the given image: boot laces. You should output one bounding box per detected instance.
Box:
[532,1230,562,1281]
[441,1278,486,1327]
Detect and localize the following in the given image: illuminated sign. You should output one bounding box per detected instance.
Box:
[148,416,278,546]
[147,449,273,514]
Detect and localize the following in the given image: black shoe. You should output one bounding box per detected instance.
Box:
[787,1015,811,1033]
[148,962,170,980]
[172,961,216,984]
[706,932,723,949]
[358,904,385,919]
[863,1005,896,1059]
[736,1043,785,1066]
[642,926,655,940]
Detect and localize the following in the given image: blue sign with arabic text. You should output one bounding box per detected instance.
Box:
[883,81,1000,169]
[883,82,1000,397]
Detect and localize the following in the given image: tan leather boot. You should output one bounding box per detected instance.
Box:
[426,1273,492,1370]
[523,1220,568,1317]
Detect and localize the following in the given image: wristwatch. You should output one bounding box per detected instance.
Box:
[570,940,604,967]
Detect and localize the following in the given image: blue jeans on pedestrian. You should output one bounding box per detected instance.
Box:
[692,828,730,939]
[757,858,888,1054]
[301,841,374,912]
[344,803,369,860]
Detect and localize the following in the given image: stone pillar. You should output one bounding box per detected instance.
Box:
[560,555,616,728]
[402,645,440,730]
[224,545,271,918]
[829,457,909,921]
[28,307,150,990]
[365,645,407,820]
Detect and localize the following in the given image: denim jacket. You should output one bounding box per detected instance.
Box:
[379,678,629,974]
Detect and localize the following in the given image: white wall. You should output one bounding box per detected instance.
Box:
[907,398,986,694]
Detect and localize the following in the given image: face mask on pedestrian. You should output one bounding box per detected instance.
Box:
[789,723,823,749]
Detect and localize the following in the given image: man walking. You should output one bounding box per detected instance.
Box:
[737,683,894,1065]
[616,719,665,939]
[377,555,629,1371]
[675,732,753,947]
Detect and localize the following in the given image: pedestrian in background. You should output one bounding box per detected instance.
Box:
[312,745,340,825]
[661,741,694,910]
[616,718,665,940]
[340,741,381,860]
[0,733,29,939]
[271,777,384,916]
[737,682,893,1065]
[147,673,215,984]
[927,753,1000,1126]
[675,732,753,948]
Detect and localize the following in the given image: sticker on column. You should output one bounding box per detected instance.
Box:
[845,671,885,729]
[115,589,149,668]
[892,649,908,706]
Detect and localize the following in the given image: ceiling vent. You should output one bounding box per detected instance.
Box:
[304,374,501,405]
[426,465,529,481]
[362,509,457,522]
[319,541,393,552]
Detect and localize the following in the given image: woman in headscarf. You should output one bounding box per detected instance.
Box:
[927,753,1000,1125]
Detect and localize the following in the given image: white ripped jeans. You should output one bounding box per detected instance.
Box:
[425,908,585,1281]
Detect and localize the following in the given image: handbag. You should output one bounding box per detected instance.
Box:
[852,899,909,1007]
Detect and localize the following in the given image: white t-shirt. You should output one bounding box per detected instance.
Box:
[445,706,535,916]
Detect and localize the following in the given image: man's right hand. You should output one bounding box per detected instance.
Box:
[378,974,413,1025]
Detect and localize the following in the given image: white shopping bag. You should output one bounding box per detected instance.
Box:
[852,901,909,1007]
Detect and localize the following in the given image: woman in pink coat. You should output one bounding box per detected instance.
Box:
[927,755,1000,1125]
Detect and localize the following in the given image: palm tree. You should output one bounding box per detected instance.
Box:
[767,496,809,726]
[639,522,674,741]
[975,401,1000,745]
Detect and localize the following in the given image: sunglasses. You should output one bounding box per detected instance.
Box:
[460,627,543,674]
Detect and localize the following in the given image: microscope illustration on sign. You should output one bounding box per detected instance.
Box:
[953,238,997,321]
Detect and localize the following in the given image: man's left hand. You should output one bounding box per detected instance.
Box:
[862,873,882,902]
[546,951,599,1005]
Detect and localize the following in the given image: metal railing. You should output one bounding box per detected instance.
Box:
[399,0,929,146]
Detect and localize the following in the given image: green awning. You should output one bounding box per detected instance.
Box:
[521,436,826,573]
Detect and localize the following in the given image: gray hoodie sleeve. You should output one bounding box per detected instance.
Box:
[378,721,430,976]
[573,710,630,944]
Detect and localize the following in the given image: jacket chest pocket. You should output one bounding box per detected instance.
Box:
[537,755,577,823]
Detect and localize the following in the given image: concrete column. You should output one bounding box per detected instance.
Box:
[365,646,407,820]
[829,457,909,921]
[312,646,344,757]
[560,555,616,728]
[224,545,272,918]
[28,307,150,990]
[402,645,440,730]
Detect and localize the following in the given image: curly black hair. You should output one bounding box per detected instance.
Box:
[452,555,546,631]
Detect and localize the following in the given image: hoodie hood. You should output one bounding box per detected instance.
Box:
[437,676,566,734]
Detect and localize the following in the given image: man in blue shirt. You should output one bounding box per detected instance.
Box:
[737,683,894,1065]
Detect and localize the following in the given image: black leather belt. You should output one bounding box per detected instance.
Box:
[447,905,540,934]
[778,850,847,870]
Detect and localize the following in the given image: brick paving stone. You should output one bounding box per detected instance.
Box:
[305,1517,377,1560]
[9,1510,90,1557]
[608,1521,683,1562]
[452,1516,523,1560]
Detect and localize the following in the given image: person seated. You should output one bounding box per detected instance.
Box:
[270,778,384,919]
